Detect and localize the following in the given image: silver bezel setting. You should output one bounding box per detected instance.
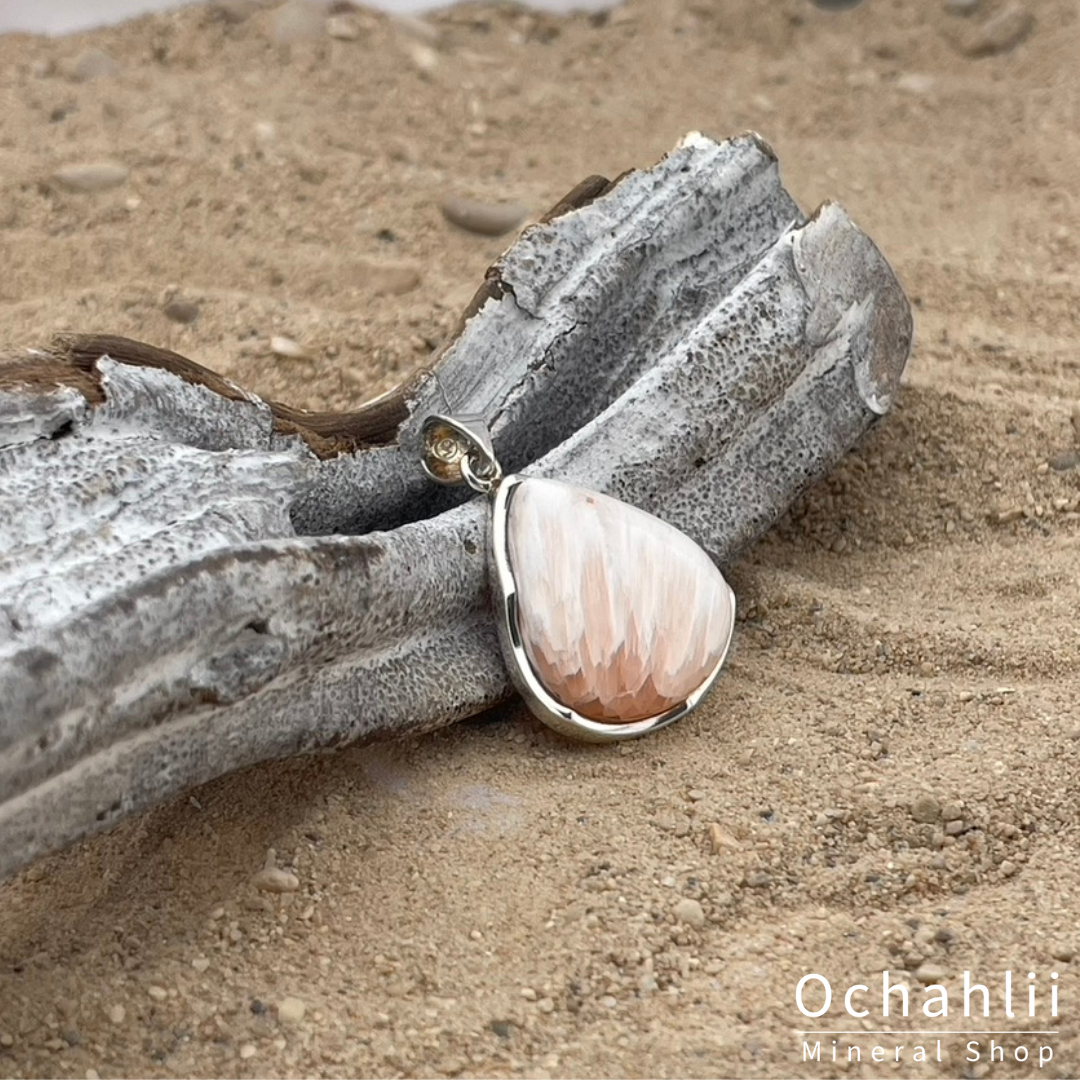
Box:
[489,475,737,743]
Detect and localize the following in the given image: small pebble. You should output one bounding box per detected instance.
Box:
[106,1004,125,1024]
[537,997,555,1014]
[1051,944,1075,962]
[520,987,537,1001]
[191,956,211,973]
[53,162,129,193]
[405,42,438,74]
[253,849,301,892]
[673,898,706,928]
[69,48,119,82]
[441,197,529,237]
[269,335,313,362]
[277,996,306,1024]
[1048,449,1080,472]
[239,1043,257,1060]
[913,925,937,950]
[915,963,948,983]
[686,789,706,801]
[746,871,773,888]
[911,794,941,824]
[941,802,964,822]
[253,865,300,892]
[896,73,935,95]
[1000,860,1018,877]
[0,1033,14,1047]
[147,985,168,1001]
[944,819,965,836]
[326,14,361,40]
[708,822,740,853]
[993,507,1024,524]
[945,0,981,14]
[962,4,1035,56]
[163,299,200,324]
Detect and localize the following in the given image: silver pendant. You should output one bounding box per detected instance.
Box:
[421,414,736,742]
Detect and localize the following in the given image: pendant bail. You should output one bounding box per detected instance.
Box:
[421,413,503,494]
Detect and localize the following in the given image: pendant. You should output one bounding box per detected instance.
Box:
[421,413,736,742]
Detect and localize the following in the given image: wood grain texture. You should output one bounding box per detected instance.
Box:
[0,132,912,882]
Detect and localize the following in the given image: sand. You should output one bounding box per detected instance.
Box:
[1,0,1078,1076]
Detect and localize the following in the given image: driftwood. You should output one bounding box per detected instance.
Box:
[0,132,912,882]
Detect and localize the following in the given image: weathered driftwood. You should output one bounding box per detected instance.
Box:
[0,132,912,882]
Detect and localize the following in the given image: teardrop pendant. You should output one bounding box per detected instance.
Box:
[422,414,736,742]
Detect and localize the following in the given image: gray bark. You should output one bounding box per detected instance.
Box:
[0,132,912,882]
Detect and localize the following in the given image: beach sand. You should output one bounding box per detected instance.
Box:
[0,0,1078,1076]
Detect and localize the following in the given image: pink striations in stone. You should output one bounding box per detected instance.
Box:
[505,478,735,723]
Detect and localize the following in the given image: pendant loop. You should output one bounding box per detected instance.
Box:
[421,413,502,494]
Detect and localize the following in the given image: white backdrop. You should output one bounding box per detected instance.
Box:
[0,0,610,35]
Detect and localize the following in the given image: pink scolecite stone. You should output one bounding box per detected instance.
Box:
[505,478,735,723]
